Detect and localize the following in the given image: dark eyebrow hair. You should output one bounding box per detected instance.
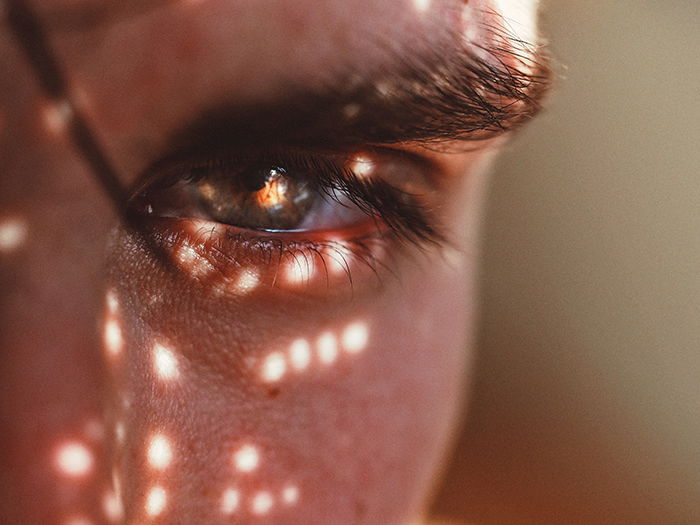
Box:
[167,18,552,156]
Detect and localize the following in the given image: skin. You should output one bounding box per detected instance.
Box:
[0,0,541,523]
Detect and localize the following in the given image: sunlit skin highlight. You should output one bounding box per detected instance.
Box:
[341,321,370,354]
[152,342,179,381]
[261,351,287,383]
[220,487,240,515]
[0,216,28,253]
[317,331,340,365]
[289,338,312,371]
[146,434,173,470]
[55,441,94,478]
[232,444,260,473]
[250,491,274,516]
[103,318,124,357]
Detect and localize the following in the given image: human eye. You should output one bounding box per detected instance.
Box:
[126,145,444,296]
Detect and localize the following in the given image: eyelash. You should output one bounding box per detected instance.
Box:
[129,148,444,291]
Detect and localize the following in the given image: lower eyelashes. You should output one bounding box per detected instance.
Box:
[125,148,439,297]
[137,217,390,297]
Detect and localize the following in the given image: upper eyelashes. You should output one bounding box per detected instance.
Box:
[130,147,443,246]
[124,146,445,296]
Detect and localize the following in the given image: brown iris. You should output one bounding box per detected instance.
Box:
[192,165,315,231]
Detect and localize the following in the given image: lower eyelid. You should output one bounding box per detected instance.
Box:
[136,217,391,300]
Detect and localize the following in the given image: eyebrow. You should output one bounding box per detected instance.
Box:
[167,21,552,156]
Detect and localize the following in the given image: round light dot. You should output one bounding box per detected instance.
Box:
[341,321,369,354]
[250,491,274,515]
[55,441,93,478]
[282,484,300,505]
[43,100,73,134]
[233,444,260,473]
[0,217,28,253]
[234,268,260,294]
[220,488,240,515]
[153,342,179,380]
[145,486,167,517]
[284,257,315,285]
[289,339,311,371]
[103,489,124,522]
[103,318,124,357]
[261,352,286,383]
[413,0,431,12]
[317,332,339,365]
[147,434,173,470]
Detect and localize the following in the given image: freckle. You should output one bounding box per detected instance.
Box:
[103,318,124,357]
[250,491,274,515]
[232,267,260,295]
[0,216,28,253]
[103,489,124,522]
[232,444,260,473]
[261,352,287,383]
[317,332,339,365]
[341,321,370,354]
[147,433,173,470]
[55,441,94,478]
[145,486,167,517]
[413,0,431,12]
[282,484,300,505]
[42,99,73,135]
[220,487,240,515]
[153,342,179,381]
[288,339,311,371]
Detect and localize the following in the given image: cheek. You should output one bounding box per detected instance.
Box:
[101,228,474,523]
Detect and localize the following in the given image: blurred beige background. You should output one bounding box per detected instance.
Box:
[432,1,700,524]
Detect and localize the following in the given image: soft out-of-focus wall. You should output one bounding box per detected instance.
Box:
[433,1,700,524]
